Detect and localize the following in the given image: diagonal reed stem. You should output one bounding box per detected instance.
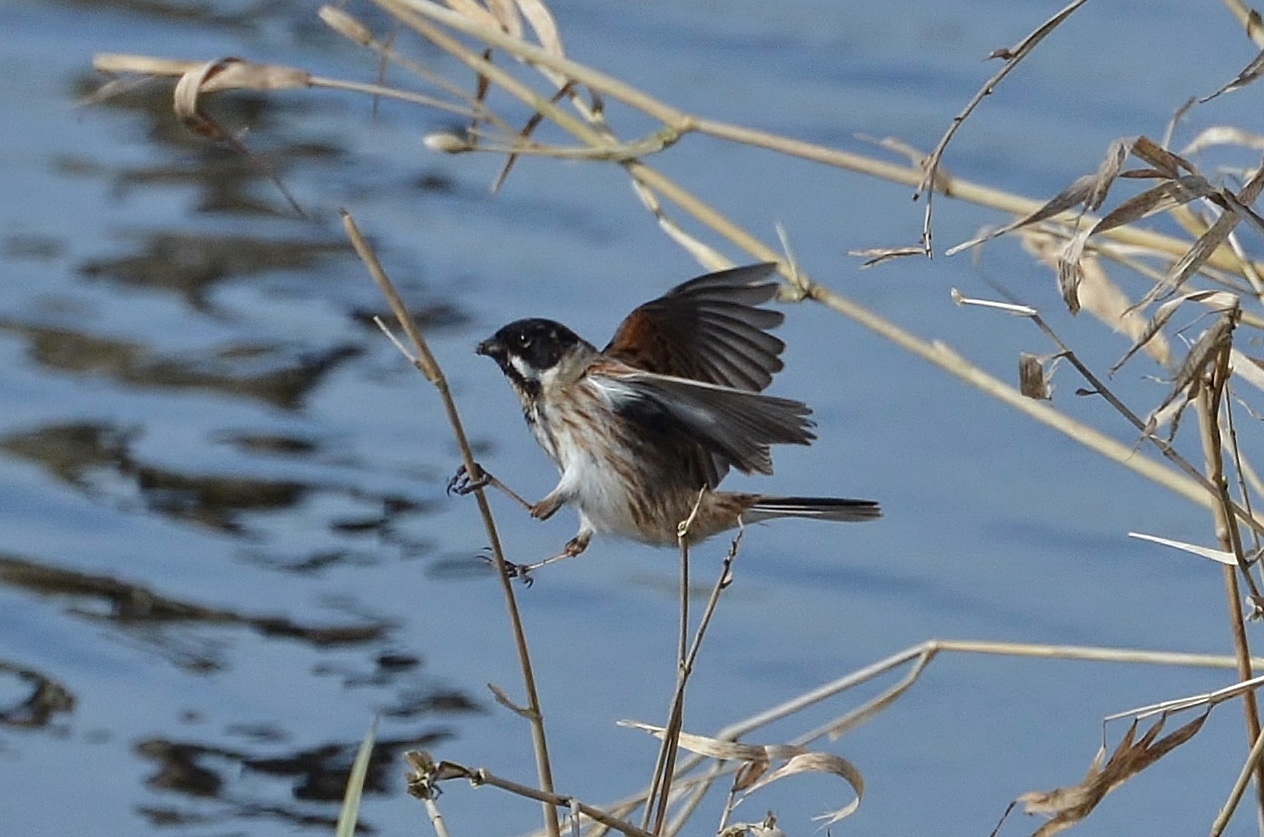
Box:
[341,210,560,837]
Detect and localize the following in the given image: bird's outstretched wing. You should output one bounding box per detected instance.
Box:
[603,263,787,392]
[592,368,815,481]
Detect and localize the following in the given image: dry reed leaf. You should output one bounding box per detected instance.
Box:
[1085,136,1135,210]
[1014,714,1208,837]
[1128,135,1195,178]
[1019,353,1050,400]
[168,58,308,216]
[850,245,923,267]
[514,0,564,56]
[741,752,865,826]
[1020,229,1171,367]
[1127,531,1237,565]
[628,179,730,270]
[620,722,863,824]
[617,721,802,762]
[1201,45,1264,102]
[1131,211,1239,312]
[1092,176,1217,234]
[1056,228,1090,314]
[1230,347,1264,392]
[1131,154,1264,312]
[947,174,1095,255]
[1181,125,1264,155]
[94,53,304,90]
[444,0,510,35]
[1110,289,1233,375]
[1141,308,1237,433]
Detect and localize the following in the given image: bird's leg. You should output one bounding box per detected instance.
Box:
[528,490,567,521]
[503,529,593,583]
[447,462,533,511]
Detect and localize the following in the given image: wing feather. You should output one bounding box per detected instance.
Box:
[603,263,787,392]
[594,370,814,479]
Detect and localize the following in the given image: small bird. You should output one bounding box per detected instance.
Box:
[455,263,879,576]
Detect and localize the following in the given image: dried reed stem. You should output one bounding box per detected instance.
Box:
[1196,344,1264,825]
[341,211,560,837]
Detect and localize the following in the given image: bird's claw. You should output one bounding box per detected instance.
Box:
[479,550,536,587]
[447,463,489,496]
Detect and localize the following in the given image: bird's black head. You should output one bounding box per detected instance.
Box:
[477,318,584,392]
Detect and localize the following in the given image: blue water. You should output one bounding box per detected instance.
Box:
[1,0,1260,834]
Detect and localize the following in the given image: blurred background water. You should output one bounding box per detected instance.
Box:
[1,0,1262,834]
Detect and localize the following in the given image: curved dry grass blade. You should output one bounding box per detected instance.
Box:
[171,58,308,216]
[1056,227,1091,314]
[1139,309,1238,437]
[1133,158,1264,310]
[1181,125,1264,155]
[1128,135,1196,178]
[742,752,864,826]
[1128,531,1237,566]
[1201,45,1264,102]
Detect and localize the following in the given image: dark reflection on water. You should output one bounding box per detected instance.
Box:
[0,554,387,657]
[134,729,453,830]
[0,661,75,729]
[0,323,361,410]
[80,232,351,306]
[3,423,321,532]
[56,0,270,31]
[4,0,487,831]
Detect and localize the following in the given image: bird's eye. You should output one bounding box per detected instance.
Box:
[517,335,531,349]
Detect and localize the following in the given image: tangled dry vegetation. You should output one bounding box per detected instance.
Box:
[93,0,1264,835]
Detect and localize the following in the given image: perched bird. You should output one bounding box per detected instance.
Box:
[455,263,879,576]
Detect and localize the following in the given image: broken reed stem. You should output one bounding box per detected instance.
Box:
[915,0,1091,253]
[340,211,560,837]
[1195,346,1264,825]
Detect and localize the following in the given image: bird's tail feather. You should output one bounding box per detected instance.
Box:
[746,495,881,523]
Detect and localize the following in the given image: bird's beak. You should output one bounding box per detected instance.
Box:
[476,337,501,358]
